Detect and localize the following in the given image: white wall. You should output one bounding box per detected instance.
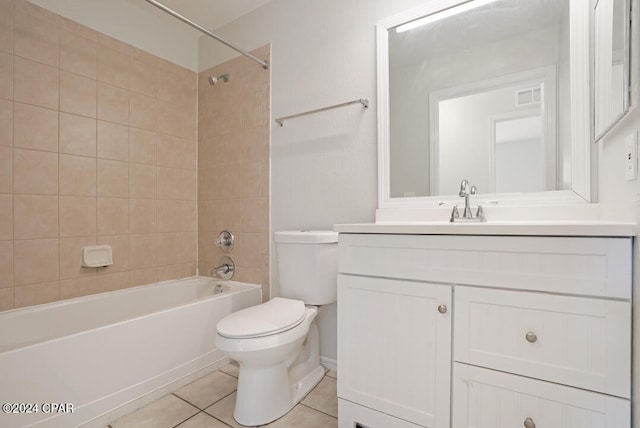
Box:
[199,0,430,363]
[202,0,640,416]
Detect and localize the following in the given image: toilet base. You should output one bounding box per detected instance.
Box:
[232,323,324,426]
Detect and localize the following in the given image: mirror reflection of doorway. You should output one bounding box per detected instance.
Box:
[492,114,544,193]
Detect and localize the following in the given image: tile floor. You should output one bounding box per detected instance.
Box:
[106,363,338,428]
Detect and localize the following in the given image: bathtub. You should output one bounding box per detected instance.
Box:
[0,276,261,428]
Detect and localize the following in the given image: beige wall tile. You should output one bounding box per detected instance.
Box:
[97,120,128,161]
[157,232,182,266]
[0,194,12,241]
[242,161,262,198]
[129,198,156,234]
[14,0,59,67]
[129,267,156,287]
[98,45,130,89]
[14,238,59,285]
[0,240,13,288]
[60,29,98,79]
[181,200,197,232]
[59,154,96,196]
[181,231,197,263]
[157,199,181,232]
[13,102,58,152]
[157,134,182,168]
[0,287,13,311]
[129,163,156,199]
[130,92,156,131]
[181,169,197,201]
[157,100,182,137]
[98,33,132,56]
[0,51,12,100]
[157,69,182,102]
[181,138,197,170]
[0,0,13,55]
[97,234,130,273]
[242,198,261,233]
[129,128,156,165]
[0,145,11,193]
[0,98,12,146]
[130,233,156,269]
[59,236,96,279]
[157,263,185,282]
[157,167,181,200]
[130,55,157,97]
[60,276,99,299]
[14,56,59,110]
[60,71,97,118]
[15,281,60,308]
[97,270,129,293]
[13,148,58,195]
[13,194,58,239]
[59,112,96,157]
[97,159,128,198]
[59,196,97,237]
[97,197,129,235]
[97,82,129,125]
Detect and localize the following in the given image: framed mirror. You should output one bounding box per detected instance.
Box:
[377,0,593,212]
[594,0,631,142]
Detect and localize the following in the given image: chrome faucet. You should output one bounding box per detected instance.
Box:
[211,256,235,280]
[443,179,490,222]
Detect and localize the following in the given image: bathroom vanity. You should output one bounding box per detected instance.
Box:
[335,223,634,428]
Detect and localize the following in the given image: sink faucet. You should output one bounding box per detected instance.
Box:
[444,179,489,222]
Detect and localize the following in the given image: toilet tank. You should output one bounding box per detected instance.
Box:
[274,230,339,305]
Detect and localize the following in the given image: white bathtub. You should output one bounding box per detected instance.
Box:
[0,276,261,428]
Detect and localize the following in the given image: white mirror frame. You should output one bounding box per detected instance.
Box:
[376,0,593,220]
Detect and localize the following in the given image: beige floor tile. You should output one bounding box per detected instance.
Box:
[204,393,246,428]
[110,394,198,428]
[326,370,337,379]
[175,412,230,428]
[220,361,239,378]
[301,376,338,418]
[265,404,338,428]
[174,370,238,409]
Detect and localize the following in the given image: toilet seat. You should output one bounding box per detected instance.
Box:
[217,297,306,339]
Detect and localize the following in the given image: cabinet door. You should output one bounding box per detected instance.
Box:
[337,274,451,428]
[453,363,630,428]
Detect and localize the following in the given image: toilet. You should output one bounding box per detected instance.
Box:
[215,230,338,426]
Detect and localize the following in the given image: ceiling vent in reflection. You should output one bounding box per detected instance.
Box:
[515,85,542,107]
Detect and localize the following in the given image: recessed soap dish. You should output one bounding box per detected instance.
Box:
[82,245,113,268]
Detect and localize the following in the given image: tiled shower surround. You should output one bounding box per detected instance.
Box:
[197,46,271,302]
[0,0,271,310]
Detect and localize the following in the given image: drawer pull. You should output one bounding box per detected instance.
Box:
[525,332,538,343]
[524,417,536,428]
[437,304,447,314]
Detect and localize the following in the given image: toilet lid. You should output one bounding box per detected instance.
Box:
[217,297,306,339]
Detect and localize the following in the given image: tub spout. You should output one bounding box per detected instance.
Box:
[211,256,235,280]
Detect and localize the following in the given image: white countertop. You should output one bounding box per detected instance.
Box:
[334,221,637,237]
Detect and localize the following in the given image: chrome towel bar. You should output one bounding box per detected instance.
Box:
[275,98,369,127]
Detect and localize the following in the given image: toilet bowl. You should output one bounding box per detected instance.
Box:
[215,298,325,426]
[214,230,338,426]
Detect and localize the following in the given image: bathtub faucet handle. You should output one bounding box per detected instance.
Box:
[211,256,235,280]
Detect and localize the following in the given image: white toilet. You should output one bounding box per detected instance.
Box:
[215,230,338,426]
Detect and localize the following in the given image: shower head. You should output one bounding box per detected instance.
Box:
[208,73,230,85]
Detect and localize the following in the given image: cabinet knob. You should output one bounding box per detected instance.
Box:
[525,331,538,343]
[524,417,536,428]
[437,304,447,314]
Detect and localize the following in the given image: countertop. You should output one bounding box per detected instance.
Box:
[333,221,637,237]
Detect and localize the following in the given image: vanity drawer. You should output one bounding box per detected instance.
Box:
[454,286,630,398]
[338,234,631,298]
[453,363,630,428]
[339,399,424,428]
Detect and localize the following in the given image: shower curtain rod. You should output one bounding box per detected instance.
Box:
[143,0,269,70]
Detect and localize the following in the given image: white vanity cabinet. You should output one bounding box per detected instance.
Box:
[336,232,632,428]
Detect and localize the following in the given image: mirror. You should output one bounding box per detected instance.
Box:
[377,0,593,209]
[594,0,631,141]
